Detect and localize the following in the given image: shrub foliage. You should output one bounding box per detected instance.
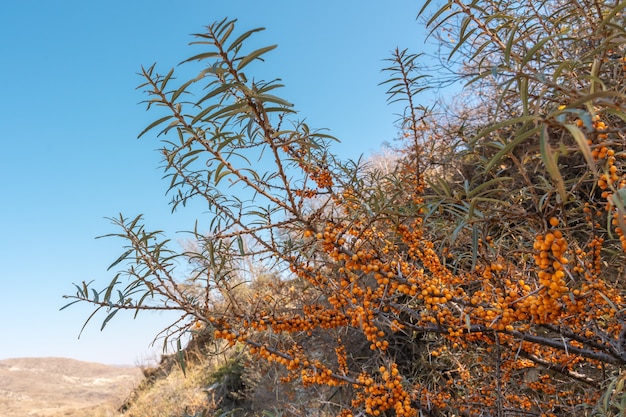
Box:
[65,1,626,416]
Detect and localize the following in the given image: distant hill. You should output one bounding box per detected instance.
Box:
[0,357,141,417]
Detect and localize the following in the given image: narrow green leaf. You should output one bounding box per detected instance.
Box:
[180,51,221,64]
[519,77,529,116]
[218,21,235,46]
[214,162,230,185]
[568,90,626,109]
[540,127,567,203]
[101,309,119,331]
[193,102,246,124]
[103,275,118,303]
[599,0,626,28]
[449,27,477,60]
[563,123,597,176]
[417,0,435,17]
[136,290,154,310]
[466,177,512,199]
[464,313,472,331]
[483,126,540,173]
[59,299,82,311]
[598,291,619,313]
[196,84,232,106]
[426,1,454,28]
[471,225,478,272]
[473,115,536,146]
[137,115,174,138]
[504,20,520,65]
[177,339,187,377]
[227,27,266,52]
[256,93,293,108]
[236,45,277,71]
[78,307,102,338]
[190,103,220,125]
[467,197,483,220]
[237,235,245,255]
[71,282,85,297]
[208,241,216,268]
[107,249,134,271]
[171,78,195,102]
[128,214,143,230]
[160,69,175,89]
[521,35,554,68]
[179,149,204,163]
[211,18,236,40]
[450,221,467,245]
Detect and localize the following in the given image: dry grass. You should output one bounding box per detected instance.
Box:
[121,353,221,417]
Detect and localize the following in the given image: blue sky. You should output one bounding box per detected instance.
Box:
[0,1,432,365]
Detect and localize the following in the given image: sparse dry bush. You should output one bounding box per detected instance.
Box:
[66,1,626,416]
[121,355,218,417]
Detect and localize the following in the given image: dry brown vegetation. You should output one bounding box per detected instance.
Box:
[64,0,626,416]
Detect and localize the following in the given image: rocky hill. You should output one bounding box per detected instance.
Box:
[0,357,141,417]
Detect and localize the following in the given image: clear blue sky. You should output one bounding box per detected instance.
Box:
[0,0,432,365]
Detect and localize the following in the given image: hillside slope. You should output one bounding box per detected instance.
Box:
[0,357,141,417]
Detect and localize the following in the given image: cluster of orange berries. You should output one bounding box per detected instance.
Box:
[263,306,349,335]
[208,103,626,417]
[309,169,334,188]
[294,188,318,199]
[514,218,569,323]
[454,262,525,332]
[335,342,348,374]
[582,203,604,232]
[333,188,361,214]
[356,365,416,417]
[348,305,389,351]
[249,344,349,388]
[248,344,293,367]
[585,235,603,276]
[586,115,626,251]
[207,316,242,346]
[612,211,626,252]
[532,218,569,297]
[281,141,334,190]
[300,361,345,387]
[504,393,535,412]
[213,328,240,346]
[526,374,557,395]
[305,217,431,353]
[418,281,454,311]
[418,387,452,412]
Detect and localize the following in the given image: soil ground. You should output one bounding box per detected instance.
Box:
[0,357,141,417]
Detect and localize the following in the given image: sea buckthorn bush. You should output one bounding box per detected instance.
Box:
[66,1,626,416]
